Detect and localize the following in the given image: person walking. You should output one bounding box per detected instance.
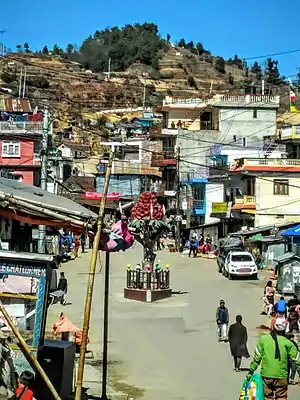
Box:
[261,280,275,315]
[286,333,299,385]
[247,317,300,400]
[228,315,250,372]
[57,272,68,306]
[216,299,229,342]
[80,233,86,253]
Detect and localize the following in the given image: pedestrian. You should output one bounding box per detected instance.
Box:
[189,239,196,258]
[274,296,287,317]
[287,294,299,310]
[228,315,250,372]
[286,333,299,385]
[73,236,80,258]
[247,317,300,400]
[216,299,229,342]
[15,370,35,400]
[57,272,68,306]
[80,233,86,253]
[261,280,275,315]
[269,311,277,331]
[286,310,300,333]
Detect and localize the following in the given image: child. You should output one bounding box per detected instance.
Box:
[286,333,299,385]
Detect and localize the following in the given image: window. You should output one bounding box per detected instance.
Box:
[274,179,289,195]
[2,141,20,157]
[231,254,253,262]
[242,137,247,147]
[253,109,258,119]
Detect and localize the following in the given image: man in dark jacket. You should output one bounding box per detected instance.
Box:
[228,315,249,371]
[216,299,229,342]
[57,272,68,305]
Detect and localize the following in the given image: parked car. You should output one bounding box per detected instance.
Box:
[223,251,258,280]
[217,246,244,273]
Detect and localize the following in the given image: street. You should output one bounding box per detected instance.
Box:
[47,244,300,399]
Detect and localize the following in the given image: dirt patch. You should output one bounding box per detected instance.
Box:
[109,371,145,400]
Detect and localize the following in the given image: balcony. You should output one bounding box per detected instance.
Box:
[112,160,161,177]
[279,125,300,141]
[232,195,256,214]
[193,200,206,215]
[151,148,176,167]
[0,121,43,135]
[181,169,208,183]
[241,158,300,166]
[230,157,300,172]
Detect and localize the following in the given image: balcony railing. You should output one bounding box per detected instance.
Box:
[0,121,43,135]
[280,125,300,141]
[242,158,300,167]
[151,148,176,167]
[181,168,207,181]
[235,195,256,204]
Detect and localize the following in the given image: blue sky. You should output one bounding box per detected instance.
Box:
[2,0,300,77]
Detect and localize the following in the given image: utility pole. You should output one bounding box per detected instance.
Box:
[175,146,181,252]
[38,109,50,254]
[108,57,111,81]
[143,85,147,109]
[18,68,23,98]
[262,78,265,96]
[22,67,27,98]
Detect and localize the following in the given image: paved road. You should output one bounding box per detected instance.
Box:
[47,244,300,399]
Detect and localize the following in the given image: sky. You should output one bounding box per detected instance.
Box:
[2,0,300,77]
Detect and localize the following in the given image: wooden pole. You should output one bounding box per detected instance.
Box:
[0,301,61,400]
[75,151,114,400]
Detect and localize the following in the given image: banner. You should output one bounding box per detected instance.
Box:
[84,192,120,201]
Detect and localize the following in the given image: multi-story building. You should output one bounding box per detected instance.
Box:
[0,96,45,185]
[210,157,300,232]
[154,94,281,227]
[96,139,162,198]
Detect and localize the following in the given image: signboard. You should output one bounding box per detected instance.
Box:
[211,202,228,214]
[84,192,120,201]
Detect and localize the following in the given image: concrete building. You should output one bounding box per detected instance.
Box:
[210,158,300,230]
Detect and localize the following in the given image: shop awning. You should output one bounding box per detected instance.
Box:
[281,224,300,237]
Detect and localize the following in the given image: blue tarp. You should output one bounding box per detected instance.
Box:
[281,225,300,237]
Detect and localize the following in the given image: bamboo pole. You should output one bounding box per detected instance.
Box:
[75,151,114,400]
[0,301,61,400]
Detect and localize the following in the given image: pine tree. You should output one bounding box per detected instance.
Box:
[23,43,30,53]
[215,57,226,74]
[42,45,49,54]
[178,38,186,48]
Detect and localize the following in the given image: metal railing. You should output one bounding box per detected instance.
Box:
[280,125,300,140]
[0,121,43,134]
[126,270,170,290]
[235,195,256,204]
[244,158,300,166]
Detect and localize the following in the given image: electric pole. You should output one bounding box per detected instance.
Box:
[143,85,146,110]
[108,57,111,81]
[38,109,50,254]
[175,146,181,252]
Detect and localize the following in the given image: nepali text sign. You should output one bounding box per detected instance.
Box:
[211,202,228,214]
[84,192,120,201]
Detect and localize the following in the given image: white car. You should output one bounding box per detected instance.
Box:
[223,251,258,280]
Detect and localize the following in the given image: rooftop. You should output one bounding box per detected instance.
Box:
[0,95,32,113]
[229,158,300,173]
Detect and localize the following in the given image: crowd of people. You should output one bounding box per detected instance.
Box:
[185,232,214,257]
[216,285,300,399]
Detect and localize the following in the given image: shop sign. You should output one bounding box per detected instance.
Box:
[211,202,227,214]
[84,192,120,201]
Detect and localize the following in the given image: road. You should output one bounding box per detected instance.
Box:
[47,244,300,399]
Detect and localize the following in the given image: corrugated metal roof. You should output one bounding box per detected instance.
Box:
[0,95,32,113]
[274,252,300,263]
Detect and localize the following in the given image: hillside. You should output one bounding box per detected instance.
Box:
[0,22,293,133]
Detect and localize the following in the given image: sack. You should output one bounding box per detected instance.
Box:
[239,374,264,400]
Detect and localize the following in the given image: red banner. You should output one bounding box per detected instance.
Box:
[84,192,120,201]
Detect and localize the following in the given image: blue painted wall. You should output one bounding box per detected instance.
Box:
[96,175,142,197]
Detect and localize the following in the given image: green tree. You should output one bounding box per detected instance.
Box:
[178,38,186,48]
[42,45,49,54]
[52,44,62,55]
[167,33,171,43]
[66,44,74,55]
[16,44,22,53]
[251,61,262,80]
[266,58,280,85]
[196,42,204,55]
[228,72,234,85]
[187,75,197,89]
[24,43,30,53]
[215,57,226,74]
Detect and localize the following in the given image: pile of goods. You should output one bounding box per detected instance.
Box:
[131,192,165,220]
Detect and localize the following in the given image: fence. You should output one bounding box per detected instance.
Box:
[126,269,170,290]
